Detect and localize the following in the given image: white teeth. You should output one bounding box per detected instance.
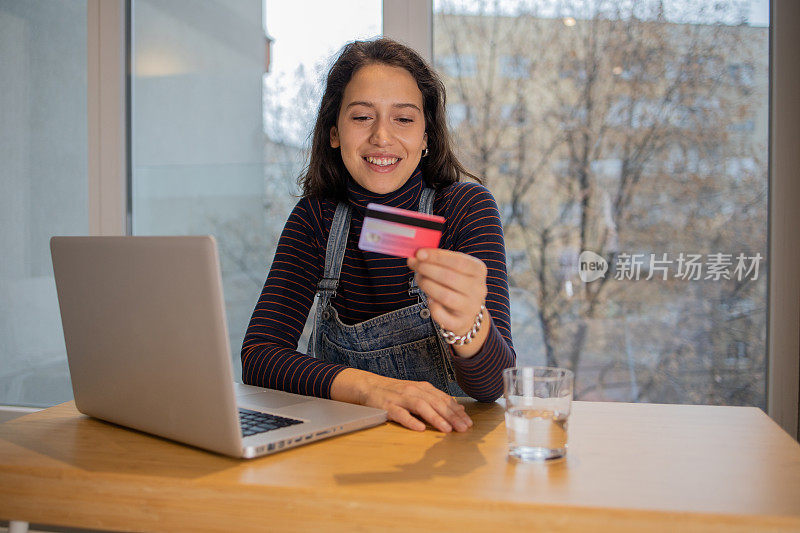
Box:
[365,156,399,166]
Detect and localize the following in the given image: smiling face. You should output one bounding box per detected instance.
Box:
[330,63,427,195]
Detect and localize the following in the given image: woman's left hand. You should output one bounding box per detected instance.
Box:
[407,248,490,358]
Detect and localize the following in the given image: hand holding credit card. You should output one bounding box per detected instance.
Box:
[358,203,445,258]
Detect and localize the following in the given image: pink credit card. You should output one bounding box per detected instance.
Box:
[358,203,445,258]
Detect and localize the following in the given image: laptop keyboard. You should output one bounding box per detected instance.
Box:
[238,408,304,437]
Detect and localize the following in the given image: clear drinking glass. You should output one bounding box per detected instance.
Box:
[502,366,574,462]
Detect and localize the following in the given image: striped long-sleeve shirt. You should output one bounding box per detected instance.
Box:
[241,168,516,402]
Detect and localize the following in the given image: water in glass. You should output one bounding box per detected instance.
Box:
[505,407,568,461]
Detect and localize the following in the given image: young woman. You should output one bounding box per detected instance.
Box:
[242,38,515,433]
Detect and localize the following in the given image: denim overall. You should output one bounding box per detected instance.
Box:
[310,187,466,396]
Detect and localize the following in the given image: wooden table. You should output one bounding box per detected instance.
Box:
[1,400,799,532]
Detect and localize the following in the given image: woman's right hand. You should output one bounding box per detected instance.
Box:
[330,368,472,433]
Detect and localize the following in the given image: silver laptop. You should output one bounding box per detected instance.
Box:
[50,236,386,458]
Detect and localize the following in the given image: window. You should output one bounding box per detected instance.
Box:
[0,0,384,409]
[499,55,530,79]
[131,0,381,377]
[435,54,477,77]
[500,103,528,125]
[434,0,769,408]
[559,60,587,81]
[1,1,794,436]
[729,63,755,87]
[0,1,88,407]
[447,102,470,127]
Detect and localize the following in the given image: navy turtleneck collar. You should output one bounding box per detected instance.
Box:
[346,166,425,216]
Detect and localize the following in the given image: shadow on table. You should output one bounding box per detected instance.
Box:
[0,410,239,479]
[333,401,504,486]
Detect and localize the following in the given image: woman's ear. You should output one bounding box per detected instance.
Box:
[330,126,340,148]
[422,131,427,151]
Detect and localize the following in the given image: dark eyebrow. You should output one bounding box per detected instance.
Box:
[345,101,422,113]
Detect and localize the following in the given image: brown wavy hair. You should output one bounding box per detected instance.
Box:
[298,37,480,201]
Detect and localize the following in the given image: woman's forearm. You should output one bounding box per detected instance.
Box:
[329,367,372,404]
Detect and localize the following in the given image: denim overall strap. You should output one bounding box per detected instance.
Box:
[317,202,351,307]
[309,202,350,358]
[419,185,435,213]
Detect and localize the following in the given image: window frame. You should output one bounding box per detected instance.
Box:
[383,0,432,61]
[767,0,800,440]
[87,0,127,236]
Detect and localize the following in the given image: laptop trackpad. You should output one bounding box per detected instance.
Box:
[238,389,312,410]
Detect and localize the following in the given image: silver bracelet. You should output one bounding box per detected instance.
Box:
[440,305,486,345]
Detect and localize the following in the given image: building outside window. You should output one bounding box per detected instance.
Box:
[434,0,769,407]
[499,54,530,79]
[435,53,478,77]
